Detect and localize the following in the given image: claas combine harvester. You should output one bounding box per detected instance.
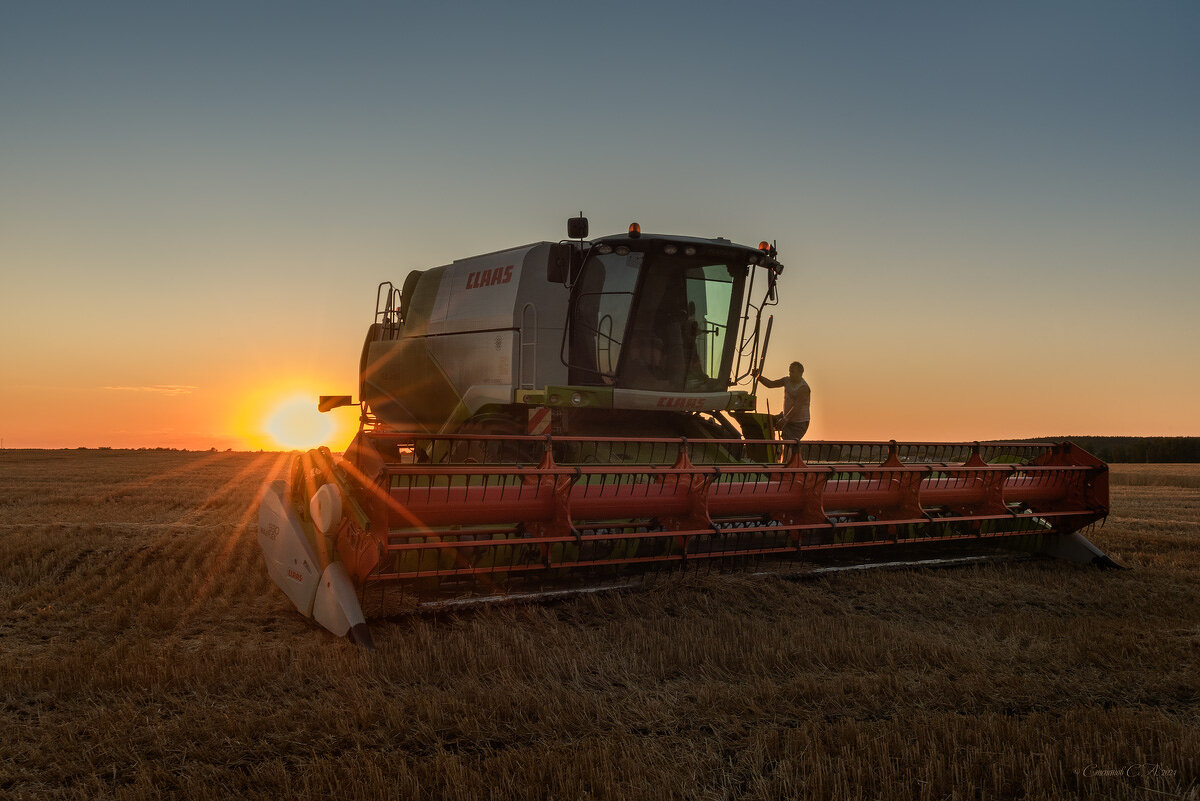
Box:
[258,215,1112,648]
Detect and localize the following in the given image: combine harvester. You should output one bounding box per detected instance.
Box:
[258,215,1112,648]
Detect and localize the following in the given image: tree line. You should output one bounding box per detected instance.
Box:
[1024,437,1200,463]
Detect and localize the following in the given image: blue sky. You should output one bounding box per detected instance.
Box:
[2,1,1197,446]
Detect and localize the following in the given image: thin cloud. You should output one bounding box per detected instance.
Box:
[102,385,198,396]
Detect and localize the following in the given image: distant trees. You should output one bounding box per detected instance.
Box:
[1026,437,1200,463]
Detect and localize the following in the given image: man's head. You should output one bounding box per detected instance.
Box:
[789,361,804,380]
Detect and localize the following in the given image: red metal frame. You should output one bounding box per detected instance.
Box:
[299,434,1108,607]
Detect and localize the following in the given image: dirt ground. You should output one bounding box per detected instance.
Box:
[1,449,1197,800]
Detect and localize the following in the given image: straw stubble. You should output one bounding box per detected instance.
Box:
[0,451,1196,800]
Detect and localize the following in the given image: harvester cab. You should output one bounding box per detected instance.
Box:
[257,216,1114,648]
[356,217,781,444]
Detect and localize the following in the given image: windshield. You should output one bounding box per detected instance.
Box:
[567,247,748,392]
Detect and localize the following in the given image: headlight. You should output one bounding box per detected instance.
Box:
[570,392,583,406]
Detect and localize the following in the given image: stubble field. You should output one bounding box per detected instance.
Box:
[1,449,1197,800]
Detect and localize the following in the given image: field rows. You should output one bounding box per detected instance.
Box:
[0,450,1197,800]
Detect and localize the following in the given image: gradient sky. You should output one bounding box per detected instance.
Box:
[2,1,1198,449]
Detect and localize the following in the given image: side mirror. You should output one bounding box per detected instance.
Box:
[318,395,354,412]
[567,215,589,239]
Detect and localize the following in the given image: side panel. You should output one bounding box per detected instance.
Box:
[362,337,460,432]
[519,244,570,391]
[427,242,571,391]
[426,330,514,389]
[364,243,573,430]
[428,246,534,335]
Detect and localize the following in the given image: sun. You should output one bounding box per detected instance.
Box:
[264,395,335,451]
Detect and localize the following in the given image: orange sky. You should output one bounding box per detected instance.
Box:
[1,234,1195,451]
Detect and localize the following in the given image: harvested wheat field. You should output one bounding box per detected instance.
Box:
[1,450,1197,800]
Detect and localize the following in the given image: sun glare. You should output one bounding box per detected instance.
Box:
[264,395,335,451]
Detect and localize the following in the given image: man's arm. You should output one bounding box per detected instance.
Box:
[756,374,785,389]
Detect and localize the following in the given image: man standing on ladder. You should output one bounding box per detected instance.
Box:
[755,361,811,442]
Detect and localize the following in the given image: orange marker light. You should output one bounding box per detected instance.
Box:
[758,241,770,252]
[629,222,641,238]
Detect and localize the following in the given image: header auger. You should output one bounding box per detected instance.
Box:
[257,217,1112,647]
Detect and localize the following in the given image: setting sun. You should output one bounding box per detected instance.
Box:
[264,395,335,450]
